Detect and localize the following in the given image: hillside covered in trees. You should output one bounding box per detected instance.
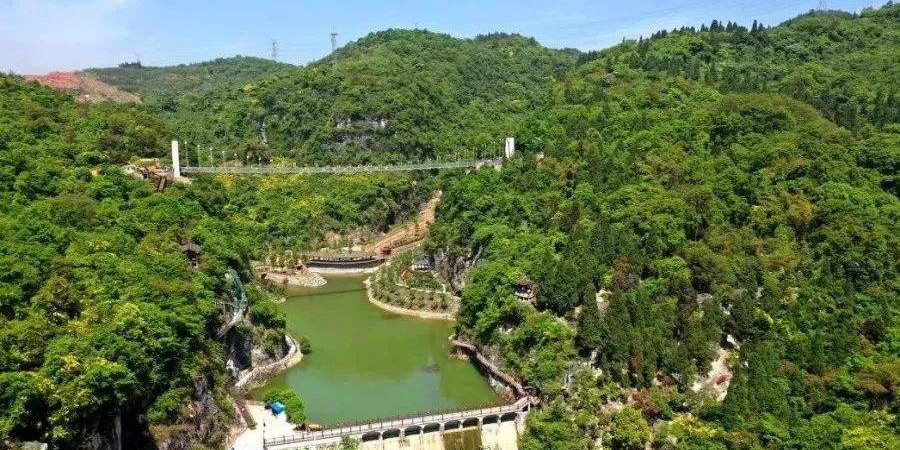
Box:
[110,31,579,166]
[82,56,297,99]
[0,74,430,448]
[429,5,899,450]
[590,6,900,129]
[0,3,898,450]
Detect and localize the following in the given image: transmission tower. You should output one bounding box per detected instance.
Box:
[270,39,279,60]
[818,0,827,11]
[330,32,338,72]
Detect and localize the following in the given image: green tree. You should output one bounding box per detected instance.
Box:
[263,387,306,424]
[609,407,651,450]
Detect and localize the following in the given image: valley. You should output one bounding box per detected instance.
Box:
[0,3,897,450]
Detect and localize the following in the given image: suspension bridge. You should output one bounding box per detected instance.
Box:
[170,138,516,177]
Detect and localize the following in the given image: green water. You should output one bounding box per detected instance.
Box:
[255,275,499,425]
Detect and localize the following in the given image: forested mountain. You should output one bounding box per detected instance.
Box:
[591,6,900,129]
[0,75,250,447]
[82,56,297,98]
[141,30,579,166]
[0,75,428,448]
[1,3,898,450]
[428,5,899,450]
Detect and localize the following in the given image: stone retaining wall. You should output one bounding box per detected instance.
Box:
[234,335,303,391]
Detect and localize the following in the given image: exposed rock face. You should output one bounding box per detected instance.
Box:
[250,338,289,368]
[153,374,233,450]
[224,318,289,381]
[433,245,483,293]
[691,347,734,402]
[83,414,122,450]
[156,314,288,449]
[225,325,255,377]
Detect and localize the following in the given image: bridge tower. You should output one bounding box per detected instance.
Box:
[504,137,515,159]
[171,140,181,178]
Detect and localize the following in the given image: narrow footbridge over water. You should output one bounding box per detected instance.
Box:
[262,397,534,449]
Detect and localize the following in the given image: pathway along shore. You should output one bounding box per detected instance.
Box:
[363,276,455,321]
[235,334,304,391]
[227,335,304,450]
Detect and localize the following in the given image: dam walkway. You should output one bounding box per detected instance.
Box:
[262,397,533,449]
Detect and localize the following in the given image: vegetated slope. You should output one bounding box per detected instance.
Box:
[591,6,900,129]
[184,172,429,252]
[0,74,429,448]
[82,56,297,98]
[0,74,254,448]
[154,30,579,165]
[428,6,899,450]
[23,72,141,104]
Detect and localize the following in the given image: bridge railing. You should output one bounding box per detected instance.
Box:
[181,158,502,175]
[263,398,529,447]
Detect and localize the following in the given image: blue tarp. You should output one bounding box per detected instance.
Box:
[270,401,285,415]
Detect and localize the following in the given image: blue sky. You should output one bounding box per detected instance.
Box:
[0,0,887,73]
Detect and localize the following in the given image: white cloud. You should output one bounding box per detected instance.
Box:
[0,0,141,73]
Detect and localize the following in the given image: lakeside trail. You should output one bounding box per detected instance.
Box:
[234,335,304,391]
[230,401,296,450]
[363,276,455,321]
[227,336,304,449]
[360,191,459,321]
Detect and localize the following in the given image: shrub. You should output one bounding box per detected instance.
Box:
[263,387,306,424]
[296,335,312,354]
[250,299,287,329]
[609,406,650,450]
[146,387,191,424]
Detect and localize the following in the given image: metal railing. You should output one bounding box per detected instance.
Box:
[263,397,530,447]
[181,158,502,175]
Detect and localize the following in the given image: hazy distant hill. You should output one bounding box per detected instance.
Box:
[81,56,297,98]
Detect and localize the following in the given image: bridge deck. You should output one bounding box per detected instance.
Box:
[263,397,530,448]
[181,158,501,175]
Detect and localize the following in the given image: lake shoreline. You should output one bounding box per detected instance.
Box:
[309,266,379,275]
[250,275,498,425]
[228,335,304,450]
[234,334,305,392]
[363,276,456,321]
[262,271,327,288]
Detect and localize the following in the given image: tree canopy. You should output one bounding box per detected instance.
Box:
[429,4,899,448]
[2,3,898,449]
